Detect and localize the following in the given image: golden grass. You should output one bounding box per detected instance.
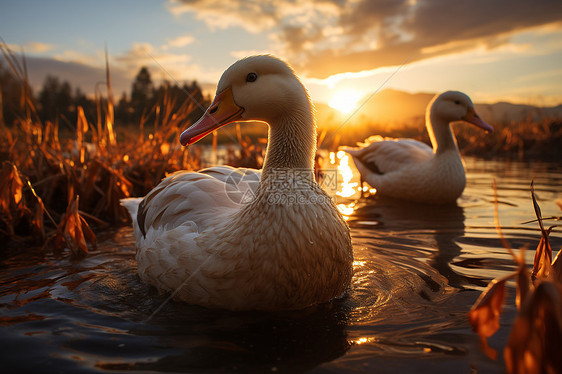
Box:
[0,45,208,254]
[0,91,203,254]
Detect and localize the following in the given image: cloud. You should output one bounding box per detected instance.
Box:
[167,0,278,32]
[8,50,219,100]
[115,42,159,67]
[167,0,562,78]
[54,49,105,67]
[166,35,195,48]
[5,42,55,55]
[115,42,189,73]
[27,42,55,53]
[230,49,275,60]
[13,37,222,97]
[114,41,224,88]
[14,56,131,96]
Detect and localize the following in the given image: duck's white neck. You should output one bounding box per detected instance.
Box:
[261,106,316,180]
[427,113,459,155]
[234,106,317,225]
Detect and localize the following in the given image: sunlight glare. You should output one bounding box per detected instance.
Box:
[353,337,376,345]
[329,90,361,115]
[337,203,355,218]
[336,151,358,198]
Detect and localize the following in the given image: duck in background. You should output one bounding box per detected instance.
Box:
[344,91,493,204]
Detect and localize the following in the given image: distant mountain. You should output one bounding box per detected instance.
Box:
[314,89,562,128]
[475,101,562,124]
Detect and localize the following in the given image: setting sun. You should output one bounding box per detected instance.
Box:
[329,90,362,115]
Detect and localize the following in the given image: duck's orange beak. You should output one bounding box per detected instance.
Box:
[180,87,244,146]
[463,107,493,133]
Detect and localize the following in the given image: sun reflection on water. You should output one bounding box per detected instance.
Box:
[352,336,378,345]
[355,337,369,344]
[336,151,358,198]
[337,203,355,219]
[328,151,359,198]
[326,150,377,199]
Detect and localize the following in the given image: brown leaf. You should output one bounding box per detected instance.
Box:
[0,162,24,214]
[504,281,562,374]
[45,196,96,257]
[468,275,512,359]
[531,227,553,283]
[64,200,88,255]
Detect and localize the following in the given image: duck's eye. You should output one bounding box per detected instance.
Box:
[246,72,258,83]
[454,100,461,105]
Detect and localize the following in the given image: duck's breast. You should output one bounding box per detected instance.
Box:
[191,184,353,310]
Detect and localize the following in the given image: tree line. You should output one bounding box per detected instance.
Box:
[0,62,209,130]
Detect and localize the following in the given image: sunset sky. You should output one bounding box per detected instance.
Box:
[2,0,562,107]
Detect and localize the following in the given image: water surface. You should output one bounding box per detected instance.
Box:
[1,157,561,373]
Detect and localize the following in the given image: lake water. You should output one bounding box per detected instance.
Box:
[1,157,561,373]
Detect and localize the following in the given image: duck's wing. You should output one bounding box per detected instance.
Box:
[198,165,261,186]
[122,166,261,241]
[345,137,433,175]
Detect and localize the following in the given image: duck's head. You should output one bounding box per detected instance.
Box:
[428,91,493,132]
[180,55,311,146]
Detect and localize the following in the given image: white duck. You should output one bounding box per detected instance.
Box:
[344,91,493,204]
[122,55,353,311]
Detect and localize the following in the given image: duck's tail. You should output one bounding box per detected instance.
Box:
[120,197,143,219]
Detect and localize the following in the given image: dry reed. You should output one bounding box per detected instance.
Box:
[0,44,204,255]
